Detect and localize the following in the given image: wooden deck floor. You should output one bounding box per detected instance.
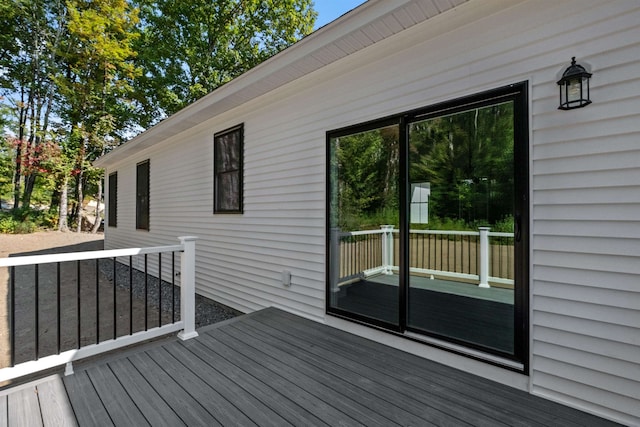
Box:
[0,307,619,426]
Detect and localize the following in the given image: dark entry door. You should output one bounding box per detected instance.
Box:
[327,83,528,365]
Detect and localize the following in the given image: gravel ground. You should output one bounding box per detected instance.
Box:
[98,259,240,328]
[0,231,240,369]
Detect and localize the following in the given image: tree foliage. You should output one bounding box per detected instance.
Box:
[131,0,316,125]
[55,0,140,230]
[331,126,399,230]
[331,102,515,231]
[409,102,514,226]
[0,0,316,232]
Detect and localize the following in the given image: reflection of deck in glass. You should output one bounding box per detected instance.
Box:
[334,274,514,355]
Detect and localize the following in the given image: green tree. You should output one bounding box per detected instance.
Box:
[409,102,514,225]
[131,0,316,125]
[0,0,66,211]
[0,137,13,203]
[332,125,399,230]
[54,0,140,231]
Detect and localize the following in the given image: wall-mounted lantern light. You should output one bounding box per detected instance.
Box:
[557,57,592,110]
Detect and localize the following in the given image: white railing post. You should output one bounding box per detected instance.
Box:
[380,225,395,275]
[330,227,341,292]
[178,236,199,340]
[478,227,490,288]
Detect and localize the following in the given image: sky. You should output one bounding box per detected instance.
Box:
[313,0,368,29]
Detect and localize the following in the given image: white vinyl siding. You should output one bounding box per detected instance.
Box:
[100,0,640,424]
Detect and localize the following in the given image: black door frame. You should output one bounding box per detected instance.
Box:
[326,82,529,371]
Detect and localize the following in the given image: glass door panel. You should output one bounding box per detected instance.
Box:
[328,124,400,327]
[407,101,517,355]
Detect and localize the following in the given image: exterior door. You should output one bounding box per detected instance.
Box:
[327,83,528,367]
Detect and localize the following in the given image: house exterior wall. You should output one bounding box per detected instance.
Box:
[102,0,640,424]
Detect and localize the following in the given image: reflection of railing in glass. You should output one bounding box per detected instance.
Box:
[332,226,514,288]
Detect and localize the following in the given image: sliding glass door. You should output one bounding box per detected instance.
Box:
[407,101,518,355]
[328,121,401,329]
[327,83,528,364]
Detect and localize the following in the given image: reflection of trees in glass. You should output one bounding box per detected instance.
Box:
[410,102,514,228]
[330,126,399,230]
[329,102,514,232]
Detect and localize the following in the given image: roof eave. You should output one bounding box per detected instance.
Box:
[94,0,468,168]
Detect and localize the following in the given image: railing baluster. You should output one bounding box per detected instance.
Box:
[448,236,451,272]
[10,266,15,367]
[366,234,370,270]
[453,235,457,273]
[420,233,423,269]
[347,236,351,277]
[468,235,471,274]
[144,254,148,331]
[172,251,175,324]
[113,257,117,340]
[96,258,100,344]
[34,264,39,360]
[77,260,81,349]
[498,240,502,279]
[129,255,133,334]
[348,236,352,277]
[57,262,61,354]
[158,252,162,327]
[439,233,443,272]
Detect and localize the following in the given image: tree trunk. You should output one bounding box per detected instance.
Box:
[22,173,36,208]
[58,175,69,232]
[50,188,60,211]
[75,169,84,232]
[12,91,26,212]
[91,178,102,233]
[12,144,22,212]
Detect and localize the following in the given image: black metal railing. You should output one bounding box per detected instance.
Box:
[5,250,182,368]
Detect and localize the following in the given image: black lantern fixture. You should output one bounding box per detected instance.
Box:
[557,57,592,110]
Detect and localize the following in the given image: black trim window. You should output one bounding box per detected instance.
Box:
[214,124,243,213]
[108,172,117,227]
[136,160,150,230]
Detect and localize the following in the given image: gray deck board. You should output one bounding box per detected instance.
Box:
[0,396,7,427]
[1,307,621,427]
[251,311,520,426]
[7,387,43,427]
[264,308,608,427]
[178,338,325,426]
[163,342,289,427]
[226,320,443,426]
[85,364,150,426]
[126,351,221,426]
[64,371,113,426]
[106,358,185,426]
[235,316,501,426]
[144,346,257,427]
[37,376,77,427]
[209,326,394,427]
[197,331,360,426]
[263,309,572,425]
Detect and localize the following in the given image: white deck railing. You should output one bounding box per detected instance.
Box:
[0,236,198,382]
[331,226,514,289]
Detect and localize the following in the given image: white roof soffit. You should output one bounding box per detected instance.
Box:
[94,0,469,168]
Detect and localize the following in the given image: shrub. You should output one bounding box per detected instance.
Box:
[0,214,17,233]
[12,220,36,234]
[0,209,40,234]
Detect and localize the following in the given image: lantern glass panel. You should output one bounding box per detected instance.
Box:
[568,79,581,103]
